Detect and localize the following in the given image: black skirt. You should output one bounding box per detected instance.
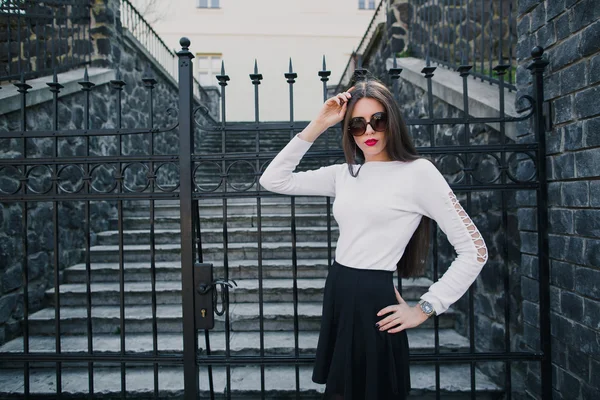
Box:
[312,261,411,400]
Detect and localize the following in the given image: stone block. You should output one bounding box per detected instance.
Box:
[583,297,600,330]
[574,266,600,299]
[550,34,581,71]
[550,285,562,313]
[2,266,21,293]
[557,367,582,397]
[530,3,546,32]
[591,54,600,85]
[570,0,600,33]
[0,293,18,325]
[555,12,571,41]
[551,260,574,290]
[548,182,561,206]
[566,347,590,379]
[583,239,600,270]
[582,383,600,399]
[543,72,560,99]
[549,209,573,234]
[591,181,600,207]
[548,234,584,264]
[574,85,600,118]
[563,122,583,151]
[574,209,600,237]
[521,275,539,302]
[536,23,556,49]
[552,95,573,125]
[559,61,587,95]
[550,312,575,344]
[517,0,542,15]
[574,322,600,357]
[546,0,565,22]
[546,129,563,155]
[552,339,568,369]
[516,35,532,62]
[552,152,575,179]
[575,147,600,178]
[518,13,531,35]
[522,300,539,327]
[581,20,600,57]
[562,181,589,207]
[591,357,600,389]
[521,254,539,279]
[517,207,537,230]
[560,290,584,321]
[520,231,538,254]
[583,116,600,147]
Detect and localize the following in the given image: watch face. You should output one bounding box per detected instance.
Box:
[421,301,433,314]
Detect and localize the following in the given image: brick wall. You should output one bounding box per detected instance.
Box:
[515,0,600,399]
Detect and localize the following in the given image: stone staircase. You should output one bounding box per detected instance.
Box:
[0,197,504,399]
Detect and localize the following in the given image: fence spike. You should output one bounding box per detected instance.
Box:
[322,55,326,71]
[289,58,293,73]
[254,59,258,74]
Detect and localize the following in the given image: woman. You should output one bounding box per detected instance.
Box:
[259,78,488,400]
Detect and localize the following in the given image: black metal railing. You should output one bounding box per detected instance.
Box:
[409,0,517,89]
[120,0,211,102]
[0,0,92,82]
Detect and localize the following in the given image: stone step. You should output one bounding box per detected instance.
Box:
[95,226,340,246]
[121,199,334,217]
[0,364,502,399]
[26,302,457,335]
[63,260,333,283]
[111,213,336,230]
[0,329,470,357]
[88,242,336,262]
[47,277,433,305]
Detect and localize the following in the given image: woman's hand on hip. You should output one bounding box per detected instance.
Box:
[376,286,430,334]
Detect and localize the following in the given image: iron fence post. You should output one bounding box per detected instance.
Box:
[527,45,551,400]
[177,37,198,400]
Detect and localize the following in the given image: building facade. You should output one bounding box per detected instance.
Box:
[148,0,375,121]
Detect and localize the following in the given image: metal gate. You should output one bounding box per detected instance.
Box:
[0,34,550,399]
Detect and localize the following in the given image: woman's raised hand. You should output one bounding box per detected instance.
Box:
[298,88,354,143]
[314,89,354,130]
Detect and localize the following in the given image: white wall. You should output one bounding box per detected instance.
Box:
[147,0,375,121]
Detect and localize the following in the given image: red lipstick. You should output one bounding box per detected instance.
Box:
[365,139,378,147]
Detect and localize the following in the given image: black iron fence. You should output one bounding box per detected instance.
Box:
[409,0,517,89]
[0,0,91,82]
[0,33,551,399]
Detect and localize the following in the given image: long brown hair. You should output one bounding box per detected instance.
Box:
[341,77,431,278]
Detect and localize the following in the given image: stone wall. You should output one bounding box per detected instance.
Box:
[0,1,92,81]
[514,0,600,399]
[362,0,411,82]
[409,0,517,66]
[0,0,213,346]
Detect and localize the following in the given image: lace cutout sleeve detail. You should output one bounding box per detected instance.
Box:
[448,192,488,264]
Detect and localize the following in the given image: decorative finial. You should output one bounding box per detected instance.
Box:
[322,55,326,70]
[531,46,544,59]
[180,37,191,50]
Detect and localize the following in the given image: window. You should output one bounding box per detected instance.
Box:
[358,0,375,9]
[197,0,219,8]
[196,53,222,87]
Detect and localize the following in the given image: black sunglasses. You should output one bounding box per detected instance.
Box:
[347,112,387,136]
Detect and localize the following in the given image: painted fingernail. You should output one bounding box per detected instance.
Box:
[375,323,379,328]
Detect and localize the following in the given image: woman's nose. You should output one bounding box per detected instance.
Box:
[365,123,375,135]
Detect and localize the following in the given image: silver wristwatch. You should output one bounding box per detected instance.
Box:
[418,299,436,317]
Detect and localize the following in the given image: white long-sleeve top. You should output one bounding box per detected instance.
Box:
[259,134,488,315]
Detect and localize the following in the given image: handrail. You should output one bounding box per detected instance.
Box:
[119,0,213,101]
[335,0,388,92]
